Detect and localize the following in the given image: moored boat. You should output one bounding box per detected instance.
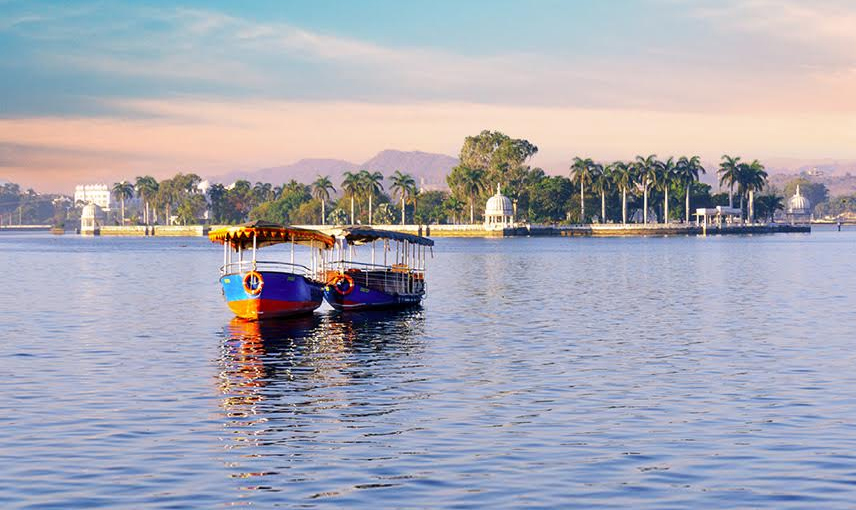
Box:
[209,221,335,320]
[323,227,433,311]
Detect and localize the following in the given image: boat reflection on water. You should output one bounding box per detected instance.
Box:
[217,308,425,494]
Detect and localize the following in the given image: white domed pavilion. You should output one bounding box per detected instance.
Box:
[787,185,811,224]
[80,202,104,235]
[484,184,514,230]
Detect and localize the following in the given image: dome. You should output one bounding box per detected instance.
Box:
[787,185,811,214]
[81,203,105,220]
[485,185,513,217]
[81,203,98,218]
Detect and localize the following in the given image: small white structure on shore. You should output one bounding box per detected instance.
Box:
[80,203,105,235]
[695,206,742,232]
[787,185,811,224]
[484,184,514,230]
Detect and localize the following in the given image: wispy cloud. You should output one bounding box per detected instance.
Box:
[7,2,854,114]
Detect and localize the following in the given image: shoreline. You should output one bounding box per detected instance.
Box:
[1,223,811,237]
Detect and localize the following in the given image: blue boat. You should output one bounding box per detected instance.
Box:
[323,227,434,311]
[209,222,336,320]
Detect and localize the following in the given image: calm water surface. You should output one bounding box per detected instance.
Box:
[1,228,855,508]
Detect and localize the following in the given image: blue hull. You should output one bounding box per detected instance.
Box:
[323,282,423,311]
[220,271,324,320]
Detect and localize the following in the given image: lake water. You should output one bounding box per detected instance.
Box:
[1,227,855,508]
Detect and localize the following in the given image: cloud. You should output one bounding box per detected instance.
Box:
[5,1,855,115]
[692,0,856,51]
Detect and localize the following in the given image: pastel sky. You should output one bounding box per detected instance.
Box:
[2,0,856,192]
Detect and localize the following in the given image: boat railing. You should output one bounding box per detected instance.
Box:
[221,260,315,278]
[326,260,425,295]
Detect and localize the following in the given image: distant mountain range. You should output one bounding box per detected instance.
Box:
[212,150,458,190]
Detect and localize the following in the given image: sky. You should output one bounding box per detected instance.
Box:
[2,0,856,193]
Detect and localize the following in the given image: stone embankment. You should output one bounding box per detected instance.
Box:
[91,225,211,236]
[57,223,810,238]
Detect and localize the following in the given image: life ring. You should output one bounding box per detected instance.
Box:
[242,271,264,295]
[331,273,355,295]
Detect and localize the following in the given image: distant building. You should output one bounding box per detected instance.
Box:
[80,203,105,235]
[74,184,112,211]
[787,185,811,224]
[484,184,515,230]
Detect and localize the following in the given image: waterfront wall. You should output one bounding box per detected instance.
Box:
[67,222,810,238]
[96,225,210,236]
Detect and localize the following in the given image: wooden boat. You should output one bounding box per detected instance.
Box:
[323,227,433,311]
[209,221,335,320]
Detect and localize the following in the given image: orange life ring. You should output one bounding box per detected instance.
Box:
[242,271,264,295]
[331,273,355,295]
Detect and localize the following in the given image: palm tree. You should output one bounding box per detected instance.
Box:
[570,157,595,223]
[311,176,335,225]
[328,207,348,226]
[755,193,784,222]
[590,163,611,223]
[341,171,361,224]
[444,196,466,224]
[610,161,633,224]
[458,167,486,223]
[675,156,705,223]
[718,155,742,208]
[284,180,306,195]
[634,155,659,224]
[253,182,273,204]
[359,170,384,224]
[741,159,768,223]
[656,157,676,223]
[390,170,417,225]
[135,176,158,225]
[112,181,134,225]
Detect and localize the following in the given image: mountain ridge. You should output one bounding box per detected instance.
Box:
[211,150,458,190]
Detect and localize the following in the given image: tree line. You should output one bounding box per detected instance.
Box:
[13,129,850,228]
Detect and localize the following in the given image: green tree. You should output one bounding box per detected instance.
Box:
[459,130,538,188]
[176,194,207,225]
[739,160,768,222]
[447,165,486,223]
[390,170,417,225]
[675,156,705,223]
[207,183,227,223]
[590,163,611,223]
[328,207,348,226]
[634,154,659,224]
[359,170,384,224]
[253,182,274,204]
[655,157,676,223]
[134,176,158,225]
[341,171,361,224]
[443,196,466,224]
[754,193,784,222]
[570,157,595,223]
[413,190,448,224]
[112,181,134,225]
[224,180,254,223]
[718,155,742,208]
[610,161,634,224]
[311,175,336,225]
[373,203,395,224]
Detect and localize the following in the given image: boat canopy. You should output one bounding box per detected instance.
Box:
[340,227,434,246]
[209,221,336,250]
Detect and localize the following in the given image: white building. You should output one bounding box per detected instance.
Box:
[80,203,105,235]
[484,184,515,230]
[74,184,112,211]
[787,185,812,224]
